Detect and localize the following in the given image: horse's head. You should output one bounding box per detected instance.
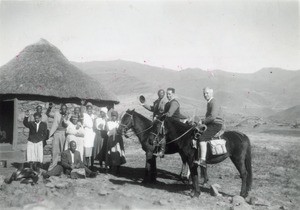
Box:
[118,109,135,137]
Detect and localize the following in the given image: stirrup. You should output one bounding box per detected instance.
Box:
[193,160,207,168]
[153,151,164,158]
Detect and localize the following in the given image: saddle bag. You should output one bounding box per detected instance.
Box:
[208,139,227,155]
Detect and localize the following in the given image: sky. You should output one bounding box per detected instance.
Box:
[0,0,299,73]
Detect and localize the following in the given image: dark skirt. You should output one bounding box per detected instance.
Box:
[106,134,126,167]
[92,130,108,162]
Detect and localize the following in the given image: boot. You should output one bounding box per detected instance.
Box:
[193,141,207,168]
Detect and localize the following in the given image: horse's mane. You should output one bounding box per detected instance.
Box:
[165,117,192,130]
[131,110,152,126]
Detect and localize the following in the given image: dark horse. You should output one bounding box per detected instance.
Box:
[118,109,190,183]
[155,116,252,197]
[119,110,252,197]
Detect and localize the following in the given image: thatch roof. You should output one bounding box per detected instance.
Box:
[0,39,119,105]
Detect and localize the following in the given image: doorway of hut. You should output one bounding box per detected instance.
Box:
[0,100,14,145]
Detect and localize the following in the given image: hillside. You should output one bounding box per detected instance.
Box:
[268,105,300,123]
[72,60,300,120]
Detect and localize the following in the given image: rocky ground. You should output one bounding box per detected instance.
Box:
[0,125,299,210]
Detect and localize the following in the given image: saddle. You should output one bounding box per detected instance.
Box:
[208,139,227,155]
[209,124,227,155]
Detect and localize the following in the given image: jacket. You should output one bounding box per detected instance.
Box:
[49,111,67,137]
[61,150,84,172]
[23,117,48,143]
[164,99,186,120]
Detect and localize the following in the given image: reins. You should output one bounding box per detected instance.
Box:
[166,125,195,144]
[154,119,196,145]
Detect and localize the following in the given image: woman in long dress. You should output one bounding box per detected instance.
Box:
[81,102,96,168]
[92,107,108,169]
[64,115,85,161]
[105,110,126,175]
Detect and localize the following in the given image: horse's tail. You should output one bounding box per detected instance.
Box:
[245,136,253,192]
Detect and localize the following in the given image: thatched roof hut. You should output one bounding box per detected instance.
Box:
[0,39,119,105]
[0,39,119,151]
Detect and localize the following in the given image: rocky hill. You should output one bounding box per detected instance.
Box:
[73,60,300,122]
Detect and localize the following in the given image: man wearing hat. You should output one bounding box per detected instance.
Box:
[92,107,108,168]
[140,89,167,120]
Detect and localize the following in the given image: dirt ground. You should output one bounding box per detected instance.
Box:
[0,125,299,210]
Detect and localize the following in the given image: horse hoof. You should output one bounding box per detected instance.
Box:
[150,179,157,184]
[190,191,200,198]
[180,178,189,185]
[200,181,209,187]
[240,192,248,198]
[141,179,148,184]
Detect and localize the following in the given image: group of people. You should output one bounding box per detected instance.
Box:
[141,87,224,167]
[22,86,222,179]
[23,101,126,179]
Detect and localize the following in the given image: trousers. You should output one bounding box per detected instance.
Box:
[48,131,66,171]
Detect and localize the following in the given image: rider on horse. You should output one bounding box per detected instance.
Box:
[154,87,187,158]
[194,87,224,167]
[141,89,167,120]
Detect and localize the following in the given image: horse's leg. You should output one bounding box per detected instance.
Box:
[150,156,157,183]
[179,154,185,177]
[179,153,190,183]
[200,165,209,185]
[245,145,253,195]
[189,162,200,198]
[143,153,151,183]
[230,156,248,197]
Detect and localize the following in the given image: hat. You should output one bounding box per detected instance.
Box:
[36,104,43,108]
[86,102,93,108]
[100,107,108,114]
[111,110,118,117]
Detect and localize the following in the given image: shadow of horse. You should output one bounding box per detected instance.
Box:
[106,165,232,196]
[112,166,181,182]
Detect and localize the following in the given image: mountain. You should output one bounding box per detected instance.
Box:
[268,105,300,123]
[72,60,300,121]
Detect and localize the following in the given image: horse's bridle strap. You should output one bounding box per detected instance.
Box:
[121,112,153,136]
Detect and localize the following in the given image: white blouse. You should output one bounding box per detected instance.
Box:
[106,121,119,136]
[95,117,107,131]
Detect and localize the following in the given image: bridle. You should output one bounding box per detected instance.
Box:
[119,112,133,131]
[119,111,153,137]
